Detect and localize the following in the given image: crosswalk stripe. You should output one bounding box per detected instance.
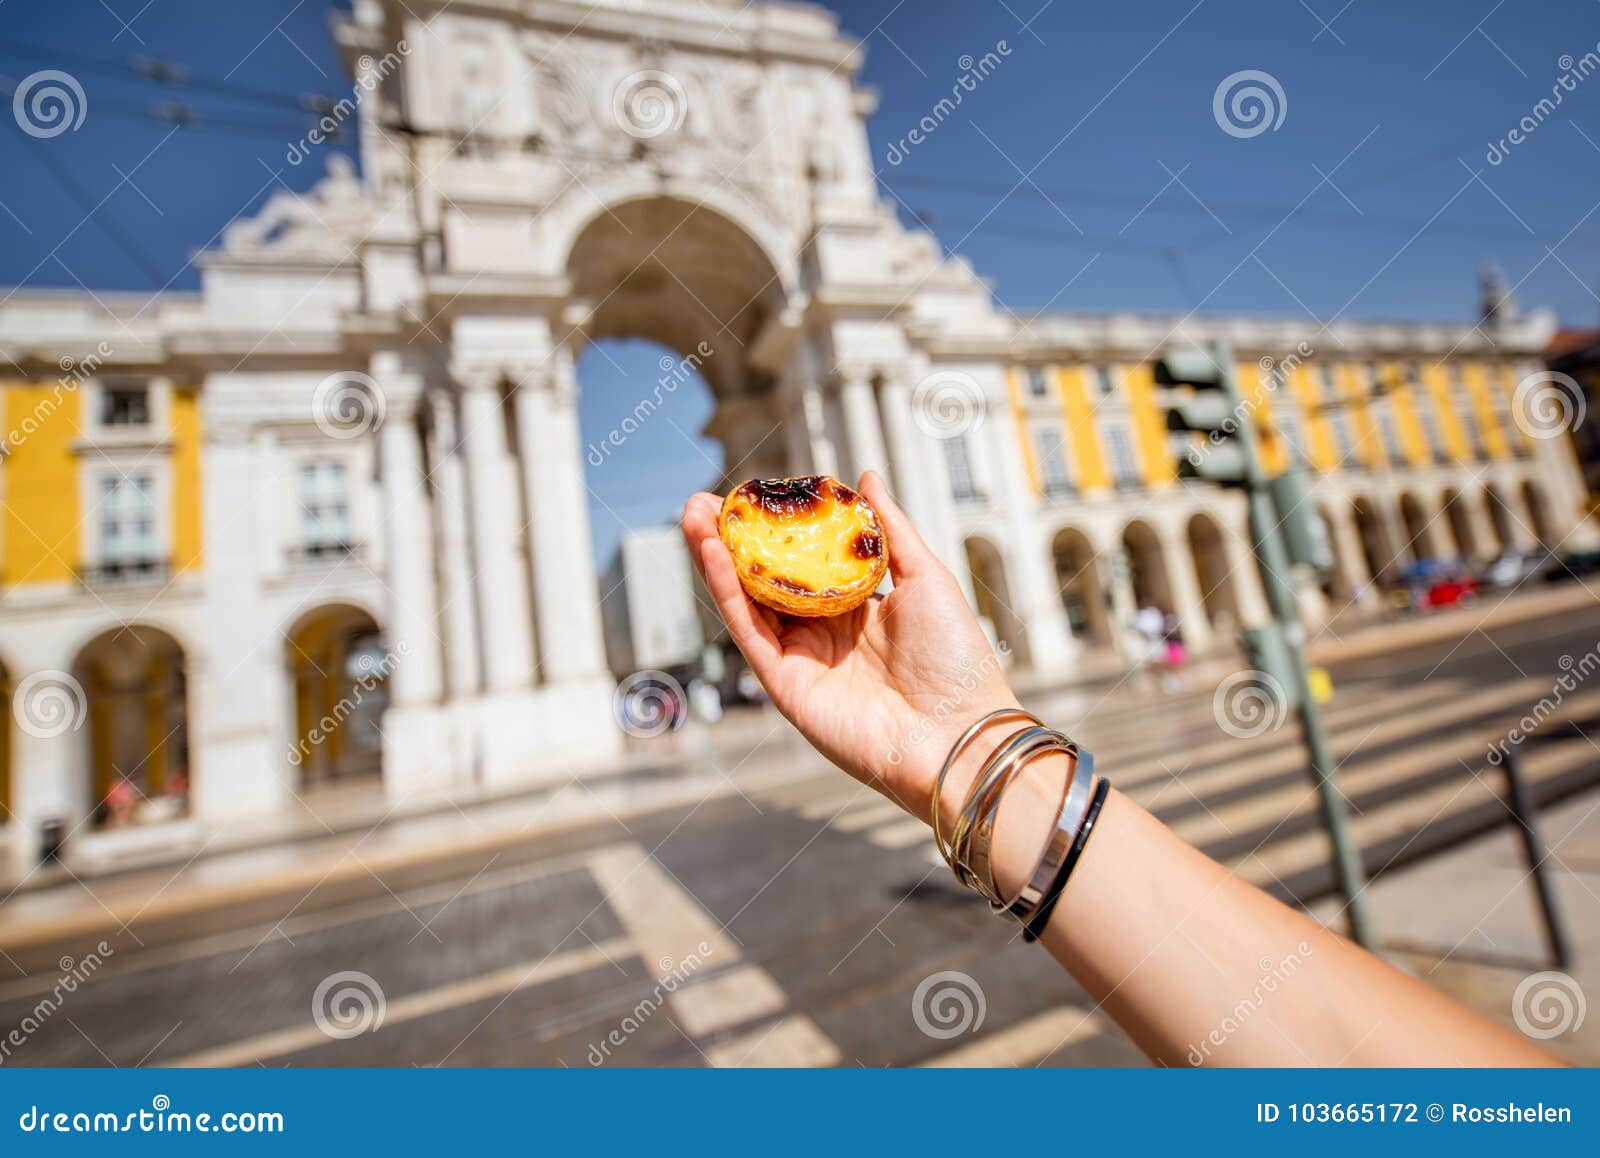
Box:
[1238,727,1600,885]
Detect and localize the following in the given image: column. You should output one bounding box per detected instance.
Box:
[837,372,891,484]
[799,382,840,477]
[188,403,290,823]
[455,366,537,694]
[373,354,442,709]
[878,373,957,569]
[1324,503,1375,608]
[1160,523,1214,652]
[426,392,482,700]
[514,351,609,685]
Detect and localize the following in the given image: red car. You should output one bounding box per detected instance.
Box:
[1420,575,1478,610]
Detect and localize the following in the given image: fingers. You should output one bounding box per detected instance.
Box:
[698,537,784,683]
[679,492,722,584]
[680,492,783,682]
[857,471,939,584]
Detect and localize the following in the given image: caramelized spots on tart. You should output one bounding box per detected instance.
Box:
[740,476,825,518]
[852,530,882,560]
[829,482,859,505]
[769,576,815,595]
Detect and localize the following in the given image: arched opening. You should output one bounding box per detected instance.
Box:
[1398,493,1433,562]
[286,604,389,789]
[1442,488,1476,560]
[1052,527,1109,645]
[568,197,793,697]
[1121,520,1173,615]
[73,626,189,828]
[1315,504,1349,598]
[965,536,1029,664]
[1484,484,1516,554]
[1521,480,1554,548]
[1186,513,1239,631]
[1352,497,1394,584]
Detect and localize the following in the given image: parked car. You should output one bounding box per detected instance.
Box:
[1543,548,1600,583]
[1480,549,1551,588]
[1420,574,1478,610]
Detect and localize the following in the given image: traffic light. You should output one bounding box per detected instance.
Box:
[1154,345,1255,486]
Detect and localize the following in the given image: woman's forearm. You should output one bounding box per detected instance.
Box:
[966,747,1559,1066]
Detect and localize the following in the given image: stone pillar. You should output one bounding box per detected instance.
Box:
[879,373,958,571]
[426,392,482,701]
[1222,509,1276,623]
[454,366,537,694]
[372,355,442,709]
[837,372,892,485]
[188,403,292,825]
[514,350,609,685]
[1323,503,1376,608]
[1160,523,1214,652]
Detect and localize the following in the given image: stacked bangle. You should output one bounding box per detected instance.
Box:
[930,707,1109,941]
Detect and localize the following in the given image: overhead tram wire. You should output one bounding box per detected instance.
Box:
[0,37,342,116]
[880,171,1600,251]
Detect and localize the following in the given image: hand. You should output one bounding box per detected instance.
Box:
[680,471,1020,826]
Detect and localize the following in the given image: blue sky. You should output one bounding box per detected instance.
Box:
[5,0,1600,564]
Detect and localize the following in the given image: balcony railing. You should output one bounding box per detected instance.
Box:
[76,558,171,590]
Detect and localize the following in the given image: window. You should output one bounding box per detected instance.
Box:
[942,436,983,503]
[1103,421,1140,490]
[1093,364,1118,397]
[300,461,352,556]
[1319,367,1356,461]
[98,473,158,572]
[1024,366,1050,398]
[1034,426,1074,496]
[1273,403,1309,467]
[101,384,150,427]
[1417,404,1448,463]
[1376,403,1405,466]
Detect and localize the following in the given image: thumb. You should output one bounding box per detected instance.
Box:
[857,470,938,583]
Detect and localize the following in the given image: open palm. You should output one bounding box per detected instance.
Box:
[680,472,1018,823]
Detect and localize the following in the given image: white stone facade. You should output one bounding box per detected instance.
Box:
[0,0,1591,875]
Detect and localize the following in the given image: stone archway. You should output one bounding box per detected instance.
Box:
[1052,526,1109,645]
[1186,512,1239,632]
[1442,488,1476,560]
[1121,520,1173,615]
[73,626,189,828]
[1485,484,1516,553]
[1353,497,1395,583]
[964,536,1029,664]
[286,603,389,789]
[1398,492,1433,561]
[1522,479,1555,548]
[565,195,794,487]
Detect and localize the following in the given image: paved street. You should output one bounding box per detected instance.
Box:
[2,598,1599,1067]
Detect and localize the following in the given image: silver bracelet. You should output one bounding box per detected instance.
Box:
[949,725,1051,893]
[966,731,1076,905]
[931,707,1040,870]
[996,749,1096,925]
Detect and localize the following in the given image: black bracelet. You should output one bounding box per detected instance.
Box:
[1022,777,1111,943]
